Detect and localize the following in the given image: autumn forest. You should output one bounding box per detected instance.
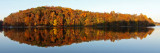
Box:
[3,6,155,27]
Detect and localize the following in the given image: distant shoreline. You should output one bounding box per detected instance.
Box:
[3,6,155,27]
[2,25,155,28]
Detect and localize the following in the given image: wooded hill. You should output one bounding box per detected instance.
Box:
[3,6,155,27]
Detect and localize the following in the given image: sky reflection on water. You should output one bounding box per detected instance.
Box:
[0,27,160,53]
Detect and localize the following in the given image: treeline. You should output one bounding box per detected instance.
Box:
[4,27,154,47]
[0,20,3,26]
[4,6,155,27]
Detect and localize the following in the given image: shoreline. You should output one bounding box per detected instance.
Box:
[2,25,155,28]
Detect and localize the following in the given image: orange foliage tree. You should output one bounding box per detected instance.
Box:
[3,6,155,27]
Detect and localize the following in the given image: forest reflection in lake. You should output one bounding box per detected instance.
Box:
[3,27,154,47]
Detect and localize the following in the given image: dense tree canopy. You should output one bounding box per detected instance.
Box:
[3,6,155,27]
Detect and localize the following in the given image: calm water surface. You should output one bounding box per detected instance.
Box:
[0,26,160,53]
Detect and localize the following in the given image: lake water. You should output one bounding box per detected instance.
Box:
[0,26,160,53]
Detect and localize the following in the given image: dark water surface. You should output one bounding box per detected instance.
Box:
[0,26,160,53]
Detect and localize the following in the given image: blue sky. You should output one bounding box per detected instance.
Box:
[0,0,160,22]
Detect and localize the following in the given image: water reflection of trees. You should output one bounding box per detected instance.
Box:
[4,27,154,47]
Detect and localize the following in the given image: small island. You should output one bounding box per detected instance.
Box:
[3,6,155,27]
